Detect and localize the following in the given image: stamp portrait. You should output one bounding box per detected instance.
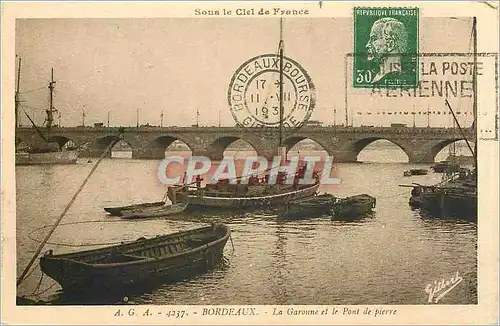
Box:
[353,7,419,88]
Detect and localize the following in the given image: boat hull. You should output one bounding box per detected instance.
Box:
[121,204,187,219]
[282,205,332,220]
[104,201,165,216]
[332,194,376,218]
[39,224,230,295]
[181,183,320,209]
[414,191,477,220]
[281,194,335,220]
[332,204,374,217]
[431,162,460,173]
[410,169,428,175]
[409,180,477,220]
[15,150,78,165]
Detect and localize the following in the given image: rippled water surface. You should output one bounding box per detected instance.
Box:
[16,148,477,305]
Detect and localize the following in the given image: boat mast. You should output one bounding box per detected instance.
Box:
[443,18,477,167]
[445,99,475,158]
[47,68,57,141]
[15,57,21,128]
[278,18,286,159]
[472,16,478,170]
[279,18,284,148]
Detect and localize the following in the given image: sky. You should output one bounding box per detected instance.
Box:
[15,17,483,128]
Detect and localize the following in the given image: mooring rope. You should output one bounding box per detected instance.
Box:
[229,234,235,253]
[16,130,124,286]
[376,190,410,199]
[31,282,57,297]
[32,271,44,294]
[22,263,40,282]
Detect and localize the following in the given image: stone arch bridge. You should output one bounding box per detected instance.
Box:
[15,126,474,163]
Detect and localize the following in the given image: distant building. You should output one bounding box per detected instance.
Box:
[390,123,407,128]
[94,122,104,127]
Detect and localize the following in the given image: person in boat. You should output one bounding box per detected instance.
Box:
[196,175,203,188]
[277,171,287,185]
[216,178,230,187]
[296,163,307,180]
[411,186,422,197]
[248,175,259,185]
[312,170,320,183]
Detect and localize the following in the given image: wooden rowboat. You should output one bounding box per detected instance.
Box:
[103,201,165,216]
[121,203,187,219]
[331,194,376,218]
[410,169,429,175]
[281,193,376,220]
[404,169,429,177]
[40,224,231,295]
[281,194,336,220]
[168,182,320,209]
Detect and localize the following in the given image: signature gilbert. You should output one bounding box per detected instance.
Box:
[425,271,463,303]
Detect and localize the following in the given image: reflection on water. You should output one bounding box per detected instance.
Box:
[15,148,477,305]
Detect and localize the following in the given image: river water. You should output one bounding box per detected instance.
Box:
[15,145,477,305]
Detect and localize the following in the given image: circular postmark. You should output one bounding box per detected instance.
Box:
[228,54,315,133]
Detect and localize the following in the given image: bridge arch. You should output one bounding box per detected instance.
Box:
[84,135,135,158]
[154,135,194,152]
[350,137,412,163]
[48,136,77,150]
[429,139,475,162]
[284,136,330,156]
[204,136,259,160]
[130,135,195,160]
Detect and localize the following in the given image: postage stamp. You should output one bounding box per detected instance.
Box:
[353,7,419,88]
[1,2,499,326]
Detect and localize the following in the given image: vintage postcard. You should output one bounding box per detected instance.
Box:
[1,1,498,325]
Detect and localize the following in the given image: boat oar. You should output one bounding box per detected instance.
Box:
[16,129,124,287]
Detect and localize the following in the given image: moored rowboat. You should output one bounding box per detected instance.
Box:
[331,194,376,218]
[281,194,336,219]
[121,203,187,219]
[40,224,231,295]
[104,201,165,216]
[280,193,376,220]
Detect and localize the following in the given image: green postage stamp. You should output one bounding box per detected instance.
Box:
[353,7,419,88]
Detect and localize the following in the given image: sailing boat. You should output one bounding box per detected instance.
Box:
[407,18,478,220]
[167,19,321,209]
[431,114,470,173]
[15,60,78,165]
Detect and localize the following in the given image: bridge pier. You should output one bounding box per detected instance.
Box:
[79,148,111,158]
[191,148,223,161]
[325,150,358,163]
[132,147,165,160]
[408,151,436,164]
